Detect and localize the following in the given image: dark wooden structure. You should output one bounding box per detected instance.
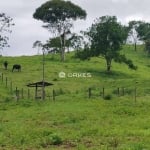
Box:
[27,81,53,100]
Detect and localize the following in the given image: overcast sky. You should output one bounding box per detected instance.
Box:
[1,0,150,56]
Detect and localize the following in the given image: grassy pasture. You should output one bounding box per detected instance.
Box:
[0,45,150,149]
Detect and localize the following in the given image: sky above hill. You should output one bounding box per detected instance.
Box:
[0,0,150,56]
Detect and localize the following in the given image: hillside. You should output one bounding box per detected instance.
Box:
[0,45,150,149]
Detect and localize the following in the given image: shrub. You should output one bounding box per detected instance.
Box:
[50,134,62,145]
[41,134,62,147]
[53,78,58,81]
[104,94,112,100]
[4,97,11,102]
[42,131,52,137]
[108,137,119,148]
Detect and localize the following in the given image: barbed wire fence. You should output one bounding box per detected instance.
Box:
[0,72,150,102]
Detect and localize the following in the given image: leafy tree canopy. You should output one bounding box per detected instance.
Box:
[137,22,150,40]
[129,20,150,41]
[77,16,137,71]
[33,0,86,24]
[145,39,150,55]
[33,0,87,61]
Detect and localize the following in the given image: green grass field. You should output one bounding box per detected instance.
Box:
[0,45,150,150]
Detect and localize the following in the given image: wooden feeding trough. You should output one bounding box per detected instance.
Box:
[27,81,53,100]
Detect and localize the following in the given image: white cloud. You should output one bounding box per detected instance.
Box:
[112,0,128,3]
[125,14,144,23]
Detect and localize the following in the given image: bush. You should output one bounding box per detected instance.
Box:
[4,97,11,102]
[50,134,62,145]
[108,137,119,148]
[53,78,58,81]
[41,134,62,147]
[104,94,112,100]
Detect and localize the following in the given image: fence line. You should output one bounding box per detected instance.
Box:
[0,72,149,102]
[88,86,139,102]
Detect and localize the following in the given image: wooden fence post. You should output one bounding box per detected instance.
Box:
[21,88,24,99]
[5,77,7,87]
[88,88,91,98]
[134,81,138,103]
[53,89,55,101]
[134,87,137,103]
[28,89,30,99]
[102,87,105,98]
[16,87,19,101]
[117,87,120,96]
[2,73,3,83]
[10,82,13,94]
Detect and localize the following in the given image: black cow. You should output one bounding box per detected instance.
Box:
[12,64,21,72]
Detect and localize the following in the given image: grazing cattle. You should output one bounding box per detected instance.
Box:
[12,64,21,72]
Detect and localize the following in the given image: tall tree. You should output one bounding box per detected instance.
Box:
[45,37,61,53]
[69,33,83,51]
[135,21,150,55]
[145,39,150,55]
[136,21,150,41]
[128,21,150,51]
[128,21,142,51]
[77,16,137,72]
[33,40,43,54]
[44,33,83,54]
[33,0,87,61]
[0,13,14,50]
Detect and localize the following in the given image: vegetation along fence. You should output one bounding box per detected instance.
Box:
[0,72,150,102]
[0,73,57,101]
[88,87,138,101]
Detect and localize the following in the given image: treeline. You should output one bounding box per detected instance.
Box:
[33,0,137,71]
[1,0,150,71]
[32,0,150,71]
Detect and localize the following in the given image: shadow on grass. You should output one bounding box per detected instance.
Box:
[74,67,134,80]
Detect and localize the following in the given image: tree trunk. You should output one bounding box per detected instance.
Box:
[106,59,112,72]
[134,42,137,51]
[60,33,65,62]
[107,65,111,72]
[67,47,70,53]
[61,47,65,61]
